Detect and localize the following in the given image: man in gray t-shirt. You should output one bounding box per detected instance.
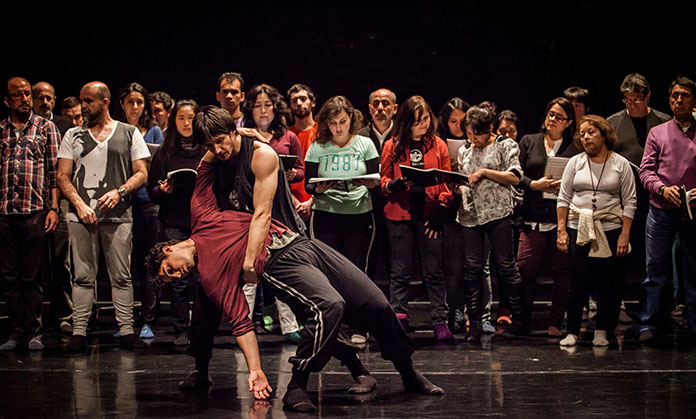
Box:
[57,81,150,352]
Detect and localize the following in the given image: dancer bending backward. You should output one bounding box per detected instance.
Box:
[380,95,454,341]
[149,106,444,412]
[455,104,525,342]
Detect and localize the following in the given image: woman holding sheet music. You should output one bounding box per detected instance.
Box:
[304,96,379,273]
[242,84,305,184]
[380,95,454,342]
[145,99,205,345]
[556,115,636,347]
[454,104,524,342]
[516,97,578,337]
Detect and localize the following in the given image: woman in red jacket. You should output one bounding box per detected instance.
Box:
[380,95,454,341]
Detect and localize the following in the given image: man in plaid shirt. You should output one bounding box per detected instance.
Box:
[0,77,61,351]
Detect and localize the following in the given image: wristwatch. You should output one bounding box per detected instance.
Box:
[48,207,61,215]
[118,187,127,198]
[658,185,665,197]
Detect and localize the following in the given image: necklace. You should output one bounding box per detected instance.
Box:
[588,150,609,210]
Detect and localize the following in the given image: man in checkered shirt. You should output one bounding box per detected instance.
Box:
[0,77,61,351]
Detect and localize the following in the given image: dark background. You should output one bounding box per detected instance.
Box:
[2,0,692,135]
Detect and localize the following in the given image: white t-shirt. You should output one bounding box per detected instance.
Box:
[58,122,150,222]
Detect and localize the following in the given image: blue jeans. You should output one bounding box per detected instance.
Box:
[638,206,696,334]
[388,220,448,325]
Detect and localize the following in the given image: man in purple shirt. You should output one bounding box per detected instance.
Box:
[638,76,696,342]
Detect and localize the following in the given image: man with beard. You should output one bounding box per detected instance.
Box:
[31,81,74,136]
[57,81,150,352]
[358,88,398,154]
[150,91,174,134]
[358,88,399,284]
[637,76,696,342]
[0,77,61,351]
[287,83,317,221]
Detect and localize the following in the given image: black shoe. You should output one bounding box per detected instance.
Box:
[65,335,87,353]
[179,370,212,390]
[119,334,148,349]
[466,321,482,343]
[498,322,528,340]
[282,379,315,412]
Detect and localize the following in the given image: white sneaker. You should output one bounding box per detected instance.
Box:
[592,330,609,347]
[559,333,578,346]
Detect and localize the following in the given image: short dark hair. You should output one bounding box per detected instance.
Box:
[193,105,238,145]
[669,75,696,96]
[620,73,650,96]
[62,96,80,109]
[150,91,174,110]
[564,86,590,112]
[465,103,497,135]
[497,110,520,130]
[145,239,181,279]
[315,96,364,144]
[287,83,316,103]
[218,72,244,91]
[574,115,619,152]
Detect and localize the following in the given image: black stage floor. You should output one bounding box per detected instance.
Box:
[2,312,695,419]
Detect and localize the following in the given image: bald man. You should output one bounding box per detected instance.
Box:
[57,81,150,352]
[0,77,61,351]
[31,81,73,136]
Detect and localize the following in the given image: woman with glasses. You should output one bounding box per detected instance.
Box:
[557,115,636,347]
[515,97,579,337]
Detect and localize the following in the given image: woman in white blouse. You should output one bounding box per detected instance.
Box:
[557,115,637,347]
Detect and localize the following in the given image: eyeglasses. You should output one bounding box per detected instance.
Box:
[547,111,568,122]
[622,96,646,105]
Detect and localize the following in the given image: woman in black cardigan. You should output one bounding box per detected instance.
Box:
[516,97,579,337]
[145,99,206,345]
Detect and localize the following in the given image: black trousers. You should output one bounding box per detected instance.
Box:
[188,237,414,374]
[566,228,628,335]
[0,211,47,339]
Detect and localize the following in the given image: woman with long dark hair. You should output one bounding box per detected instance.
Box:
[380,95,454,341]
[145,100,205,345]
[516,97,578,337]
[116,82,163,339]
[241,84,301,342]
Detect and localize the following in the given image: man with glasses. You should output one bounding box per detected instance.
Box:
[609,73,670,167]
[637,76,696,342]
[608,74,672,318]
[0,77,61,351]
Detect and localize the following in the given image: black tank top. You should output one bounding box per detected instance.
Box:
[213,136,306,235]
